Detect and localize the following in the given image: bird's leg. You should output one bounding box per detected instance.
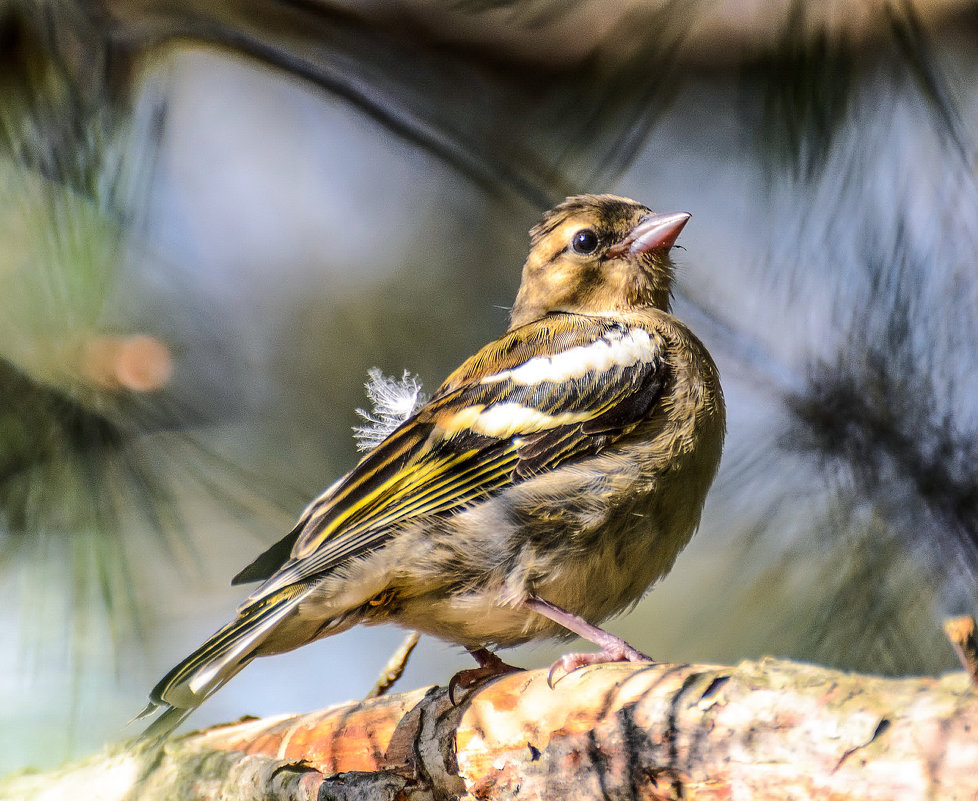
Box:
[447,647,523,704]
[522,594,653,687]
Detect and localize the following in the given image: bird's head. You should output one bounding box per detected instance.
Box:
[509,194,689,329]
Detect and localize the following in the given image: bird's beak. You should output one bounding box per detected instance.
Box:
[627,212,691,256]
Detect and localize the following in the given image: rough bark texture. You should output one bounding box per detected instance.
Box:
[4,658,978,801]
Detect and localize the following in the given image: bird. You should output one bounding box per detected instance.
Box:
[137,193,726,739]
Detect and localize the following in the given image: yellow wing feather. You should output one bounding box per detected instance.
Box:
[240,313,665,605]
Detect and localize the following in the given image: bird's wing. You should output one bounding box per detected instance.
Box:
[236,313,666,603]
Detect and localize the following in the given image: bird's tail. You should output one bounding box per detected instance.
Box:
[136,583,312,742]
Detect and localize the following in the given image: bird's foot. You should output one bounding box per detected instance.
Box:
[448,648,523,704]
[547,641,653,688]
[519,593,654,686]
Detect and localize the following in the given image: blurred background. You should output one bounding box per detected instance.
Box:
[2,0,977,775]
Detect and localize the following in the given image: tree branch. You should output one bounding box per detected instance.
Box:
[4,657,977,800]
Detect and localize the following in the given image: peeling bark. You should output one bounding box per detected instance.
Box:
[3,658,977,800]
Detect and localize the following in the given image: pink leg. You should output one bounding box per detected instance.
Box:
[447,647,523,704]
[522,594,653,686]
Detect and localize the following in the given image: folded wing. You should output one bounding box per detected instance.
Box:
[237,313,666,603]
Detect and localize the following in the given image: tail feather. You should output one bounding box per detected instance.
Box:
[137,584,312,742]
[135,703,196,745]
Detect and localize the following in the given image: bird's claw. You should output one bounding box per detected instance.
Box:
[448,652,522,704]
[547,645,654,688]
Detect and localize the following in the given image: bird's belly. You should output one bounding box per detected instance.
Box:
[388,488,686,649]
[393,593,551,648]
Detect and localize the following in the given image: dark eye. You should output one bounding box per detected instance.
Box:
[571,228,599,255]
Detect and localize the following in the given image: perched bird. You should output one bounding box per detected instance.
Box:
[138,194,725,738]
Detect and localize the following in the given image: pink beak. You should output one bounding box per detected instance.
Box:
[628,211,691,255]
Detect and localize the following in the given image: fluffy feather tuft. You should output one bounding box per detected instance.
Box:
[353,368,427,451]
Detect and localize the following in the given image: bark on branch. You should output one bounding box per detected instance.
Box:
[4,658,977,800]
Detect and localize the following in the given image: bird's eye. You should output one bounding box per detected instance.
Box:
[571,228,599,255]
